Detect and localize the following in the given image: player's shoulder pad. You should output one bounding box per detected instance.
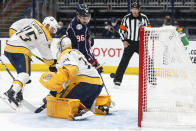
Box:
[57,49,77,62]
[33,19,52,41]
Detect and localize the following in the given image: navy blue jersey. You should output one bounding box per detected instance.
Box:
[66,17,96,64]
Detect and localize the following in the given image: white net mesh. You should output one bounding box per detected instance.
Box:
[139,26,196,127]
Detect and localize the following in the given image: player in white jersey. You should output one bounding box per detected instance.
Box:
[36,35,111,119]
[9,18,34,37]
[2,16,59,109]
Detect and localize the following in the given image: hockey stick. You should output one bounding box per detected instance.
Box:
[98,62,116,107]
[0,58,15,80]
[96,62,110,95]
[21,99,37,112]
[35,87,68,113]
[100,74,109,95]
[31,53,44,63]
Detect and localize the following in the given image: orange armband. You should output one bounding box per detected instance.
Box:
[120,24,127,31]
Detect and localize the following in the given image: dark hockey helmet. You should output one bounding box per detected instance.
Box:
[131,2,140,9]
[76,4,91,17]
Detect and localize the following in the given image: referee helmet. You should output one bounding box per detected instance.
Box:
[131,2,140,9]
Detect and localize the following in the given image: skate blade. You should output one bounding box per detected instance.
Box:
[0,94,17,110]
[113,85,120,89]
[73,111,94,121]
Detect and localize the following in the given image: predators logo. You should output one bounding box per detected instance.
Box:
[42,72,54,82]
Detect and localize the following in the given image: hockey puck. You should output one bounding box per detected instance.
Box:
[26,79,32,84]
[110,73,116,78]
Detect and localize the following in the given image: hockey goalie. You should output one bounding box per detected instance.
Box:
[37,35,111,120]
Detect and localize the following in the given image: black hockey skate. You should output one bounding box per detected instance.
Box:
[16,90,23,105]
[2,88,19,110]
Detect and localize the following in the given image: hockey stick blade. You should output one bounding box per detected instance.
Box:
[34,104,46,113]
[0,94,17,110]
[110,73,116,78]
[21,99,37,112]
[0,94,37,112]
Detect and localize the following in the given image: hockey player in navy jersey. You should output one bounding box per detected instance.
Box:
[66,4,103,73]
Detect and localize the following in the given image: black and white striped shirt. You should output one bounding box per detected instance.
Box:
[119,13,150,42]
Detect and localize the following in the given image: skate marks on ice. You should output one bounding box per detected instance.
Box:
[12,110,137,129]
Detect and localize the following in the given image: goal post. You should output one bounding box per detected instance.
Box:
[138,26,196,127]
[138,26,145,127]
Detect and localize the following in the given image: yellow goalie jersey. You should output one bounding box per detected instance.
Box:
[57,49,102,86]
[5,19,54,65]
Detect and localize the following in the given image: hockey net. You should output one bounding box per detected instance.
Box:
[138,26,196,128]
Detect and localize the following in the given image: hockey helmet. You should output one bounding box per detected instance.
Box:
[131,1,140,9]
[76,4,91,17]
[42,16,59,34]
[57,35,72,53]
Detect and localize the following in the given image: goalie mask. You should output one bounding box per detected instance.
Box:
[56,35,72,57]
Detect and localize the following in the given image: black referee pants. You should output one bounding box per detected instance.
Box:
[114,41,139,84]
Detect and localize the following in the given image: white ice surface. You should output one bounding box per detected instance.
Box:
[0,71,195,131]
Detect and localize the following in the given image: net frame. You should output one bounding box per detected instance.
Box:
[138,26,196,128]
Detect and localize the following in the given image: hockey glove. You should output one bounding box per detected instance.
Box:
[89,59,103,73]
[49,59,57,72]
[89,59,98,67]
[53,59,57,64]
[49,66,57,72]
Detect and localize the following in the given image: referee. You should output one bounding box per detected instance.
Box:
[112,2,151,88]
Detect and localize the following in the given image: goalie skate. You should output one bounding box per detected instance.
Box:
[73,109,94,121]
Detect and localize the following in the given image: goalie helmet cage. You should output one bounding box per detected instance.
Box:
[138,26,196,128]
